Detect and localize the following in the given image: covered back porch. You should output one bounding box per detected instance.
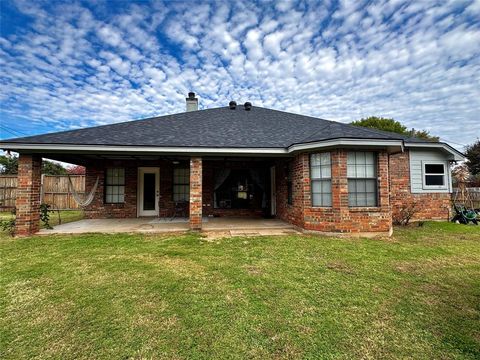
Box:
[14,152,291,235]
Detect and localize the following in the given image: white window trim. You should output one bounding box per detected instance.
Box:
[310,152,332,208]
[422,161,448,190]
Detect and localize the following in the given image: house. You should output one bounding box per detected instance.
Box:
[1,93,465,236]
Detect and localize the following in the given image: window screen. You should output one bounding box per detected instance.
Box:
[105,168,125,204]
[173,168,190,202]
[347,152,377,207]
[310,153,332,207]
[424,163,446,187]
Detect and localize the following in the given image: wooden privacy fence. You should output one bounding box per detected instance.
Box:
[0,175,85,210]
[452,187,480,209]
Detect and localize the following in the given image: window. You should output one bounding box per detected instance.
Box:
[423,162,446,188]
[173,168,190,202]
[287,162,293,205]
[311,153,332,207]
[347,152,377,207]
[105,168,125,203]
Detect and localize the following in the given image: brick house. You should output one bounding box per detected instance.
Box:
[1,93,464,236]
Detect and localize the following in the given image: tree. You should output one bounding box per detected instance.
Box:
[351,116,439,141]
[0,155,18,175]
[0,154,67,175]
[465,139,480,176]
[42,161,67,175]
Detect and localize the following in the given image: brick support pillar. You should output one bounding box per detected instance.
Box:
[15,154,42,236]
[189,156,202,230]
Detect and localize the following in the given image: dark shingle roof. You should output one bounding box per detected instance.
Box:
[2,105,420,148]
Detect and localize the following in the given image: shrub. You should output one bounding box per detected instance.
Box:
[40,203,52,229]
[0,209,16,236]
[393,202,418,226]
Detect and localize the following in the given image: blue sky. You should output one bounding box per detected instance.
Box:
[0,0,479,150]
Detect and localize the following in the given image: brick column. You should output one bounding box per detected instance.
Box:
[189,157,202,230]
[15,154,42,236]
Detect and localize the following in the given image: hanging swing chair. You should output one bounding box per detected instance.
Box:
[68,175,99,208]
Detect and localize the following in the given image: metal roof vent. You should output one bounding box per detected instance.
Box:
[244,102,252,111]
[229,101,237,110]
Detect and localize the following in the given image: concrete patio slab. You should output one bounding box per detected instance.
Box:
[38,217,295,235]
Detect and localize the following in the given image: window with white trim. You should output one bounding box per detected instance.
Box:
[105,168,125,203]
[310,153,332,207]
[422,162,447,188]
[173,168,190,202]
[347,152,378,207]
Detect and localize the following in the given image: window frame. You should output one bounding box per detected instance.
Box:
[422,161,448,190]
[173,167,190,202]
[310,152,332,207]
[347,152,378,208]
[104,168,126,204]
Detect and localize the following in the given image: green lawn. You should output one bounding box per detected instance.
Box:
[0,210,84,229]
[1,222,479,359]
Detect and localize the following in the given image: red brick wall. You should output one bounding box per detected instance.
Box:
[189,157,202,230]
[15,154,42,236]
[276,150,392,233]
[85,159,179,219]
[389,151,451,221]
[85,159,267,220]
[276,154,307,227]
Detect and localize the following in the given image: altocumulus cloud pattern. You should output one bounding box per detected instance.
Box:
[0,0,479,149]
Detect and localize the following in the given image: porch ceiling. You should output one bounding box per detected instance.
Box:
[39,153,287,166]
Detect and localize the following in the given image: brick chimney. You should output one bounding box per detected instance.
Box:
[186,92,198,112]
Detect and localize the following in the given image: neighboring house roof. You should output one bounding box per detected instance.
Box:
[0,105,464,160]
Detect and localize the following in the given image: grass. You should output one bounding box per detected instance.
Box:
[0,222,479,359]
[0,210,84,228]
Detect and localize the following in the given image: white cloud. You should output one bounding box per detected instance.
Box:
[0,0,479,149]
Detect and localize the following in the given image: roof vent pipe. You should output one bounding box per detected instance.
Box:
[186,92,198,112]
[244,102,252,111]
[229,101,237,109]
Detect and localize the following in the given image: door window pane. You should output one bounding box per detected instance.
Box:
[143,173,156,210]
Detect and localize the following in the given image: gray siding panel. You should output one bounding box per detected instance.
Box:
[409,149,452,194]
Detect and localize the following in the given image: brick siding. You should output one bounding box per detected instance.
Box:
[189,157,202,230]
[15,155,42,236]
[389,151,451,221]
[276,150,392,234]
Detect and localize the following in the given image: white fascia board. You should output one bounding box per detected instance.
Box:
[1,138,405,156]
[403,142,465,161]
[0,143,288,155]
[288,139,404,153]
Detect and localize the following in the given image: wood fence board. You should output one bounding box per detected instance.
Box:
[0,175,85,210]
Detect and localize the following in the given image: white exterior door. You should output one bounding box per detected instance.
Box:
[138,167,160,217]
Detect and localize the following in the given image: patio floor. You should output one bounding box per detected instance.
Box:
[38,217,298,236]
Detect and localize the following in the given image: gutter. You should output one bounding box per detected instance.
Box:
[0,138,464,160]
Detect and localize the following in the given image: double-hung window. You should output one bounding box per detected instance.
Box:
[347,152,377,207]
[173,168,190,202]
[310,153,332,207]
[105,168,125,204]
[422,162,447,189]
